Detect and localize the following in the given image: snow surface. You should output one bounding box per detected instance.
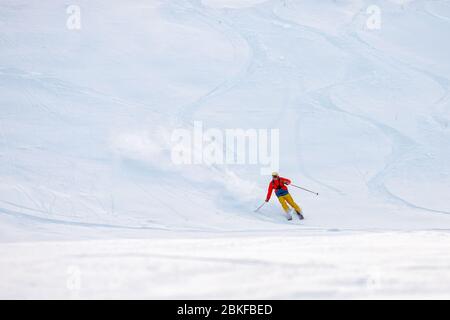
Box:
[2,231,450,299]
[1,0,450,299]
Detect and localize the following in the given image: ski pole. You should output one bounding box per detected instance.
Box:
[254,201,266,212]
[291,184,319,196]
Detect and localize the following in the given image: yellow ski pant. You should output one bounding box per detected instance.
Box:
[278,194,301,213]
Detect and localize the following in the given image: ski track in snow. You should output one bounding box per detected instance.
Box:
[269,2,450,216]
[0,0,449,231]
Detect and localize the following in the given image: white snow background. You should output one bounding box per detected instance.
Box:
[0,0,450,299]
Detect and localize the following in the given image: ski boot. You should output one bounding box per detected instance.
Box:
[285,209,293,221]
[296,210,304,220]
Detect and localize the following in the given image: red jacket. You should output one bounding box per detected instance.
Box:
[266,177,291,201]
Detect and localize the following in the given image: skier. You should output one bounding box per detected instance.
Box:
[265,172,304,220]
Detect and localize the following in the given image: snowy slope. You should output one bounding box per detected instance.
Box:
[1,0,450,298]
[3,231,450,299]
